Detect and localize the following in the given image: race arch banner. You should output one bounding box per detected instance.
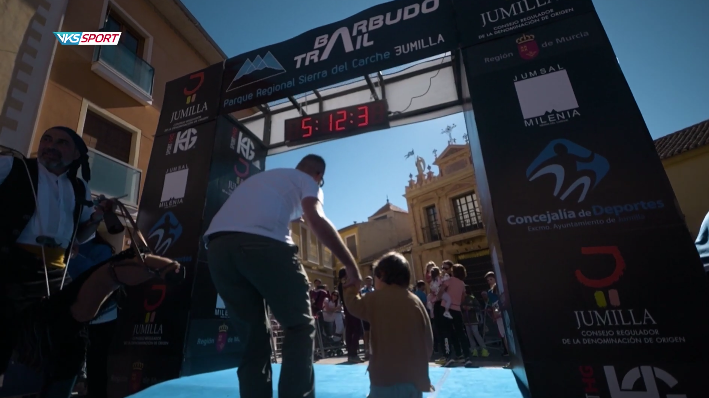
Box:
[219,0,458,114]
[461,7,709,398]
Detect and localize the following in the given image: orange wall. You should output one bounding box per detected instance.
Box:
[662,146,709,239]
[33,0,214,193]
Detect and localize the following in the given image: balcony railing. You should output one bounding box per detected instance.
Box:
[92,30,154,96]
[421,224,442,243]
[447,212,484,236]
[82,148,142,206]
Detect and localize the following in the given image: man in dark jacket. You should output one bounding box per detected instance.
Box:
[0,126,180,398]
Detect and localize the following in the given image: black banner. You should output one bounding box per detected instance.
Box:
[183,118,266,375]
[219,0,457,114]
[453,0,594,47]
[156,62,224,137]
[198,117,267,263]
[463,11,709,398]
[108,121,218,394]
[107,353,183,398]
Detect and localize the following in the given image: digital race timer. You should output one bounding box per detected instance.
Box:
[284,100,389,145]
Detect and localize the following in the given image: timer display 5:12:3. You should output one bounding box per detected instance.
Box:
[284,100,389,145]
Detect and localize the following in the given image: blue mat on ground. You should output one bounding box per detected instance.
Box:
[129,364,524,398]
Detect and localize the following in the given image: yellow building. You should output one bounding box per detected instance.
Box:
[290,220,337,289]
[335,201,414,281]
[654,118,709,239]
[404,144,492,295]
[0,0,228,248]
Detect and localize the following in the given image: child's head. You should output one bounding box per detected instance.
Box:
[373,252,411,289]
[485,271,497,287]
[430,267,441,280]
[452,264,467,280]
[416,280,426,290]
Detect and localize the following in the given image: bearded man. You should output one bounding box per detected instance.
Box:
[0,126,180,398]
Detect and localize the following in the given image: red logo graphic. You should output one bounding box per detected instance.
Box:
[234,158,250,178]
[130,361,144,393]
[216,324,229,352]
[184,72,205,104]
[143,284,166,323]
[516,33,539,60]
[576,246,626,308]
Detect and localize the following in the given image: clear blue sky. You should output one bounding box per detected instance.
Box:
[182,0,709,230]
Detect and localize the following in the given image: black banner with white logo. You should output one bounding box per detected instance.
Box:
[453,0,595,47]
[182,118,266,375]
[156,62,224,137]
[219,0,457,114]
[463,11,709,397]
[108,120,218,393]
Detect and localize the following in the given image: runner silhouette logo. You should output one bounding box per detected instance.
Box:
[226,51,286,92]
[148,211,183,255]
[603,366,687,398]
[526,139,609,203]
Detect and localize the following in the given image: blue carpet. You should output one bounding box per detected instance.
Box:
[129,364,523,398]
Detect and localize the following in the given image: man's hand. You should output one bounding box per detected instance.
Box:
[343,266,362,288]
[90,195,112,224]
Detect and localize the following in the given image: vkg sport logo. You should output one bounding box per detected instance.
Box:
[526,139,609,203]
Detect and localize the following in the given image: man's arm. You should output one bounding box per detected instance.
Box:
[301,196,361,286]
[342,285,369,322]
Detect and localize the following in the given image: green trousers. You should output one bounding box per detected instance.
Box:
[207,232,316,398]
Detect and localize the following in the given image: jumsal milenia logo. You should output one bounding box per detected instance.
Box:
[507,139,665,232]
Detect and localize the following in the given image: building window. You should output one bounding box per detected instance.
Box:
[451,193,483,234]
[82,110,133,164]
[373,215,387,221]
[423,205,441,242]
[322,247,333,269]
[345,235,358,258]
[308,230,319,264]
[104,8,145,57]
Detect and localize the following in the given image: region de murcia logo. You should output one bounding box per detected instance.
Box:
[604,366,687,398]
[183,71,204,104]
[216,324,229,352]
[130,361,144,393]
[516,33,539,60]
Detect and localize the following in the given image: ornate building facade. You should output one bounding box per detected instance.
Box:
[404,143,493,295]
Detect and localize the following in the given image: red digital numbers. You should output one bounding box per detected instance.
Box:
[328,111,347,131]
[301,117,313,137]
[357,106,369,126]
[335,110,346,131]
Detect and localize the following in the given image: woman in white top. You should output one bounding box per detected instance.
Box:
[323,290,344,341]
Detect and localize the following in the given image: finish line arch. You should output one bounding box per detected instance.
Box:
[106,1,709,397]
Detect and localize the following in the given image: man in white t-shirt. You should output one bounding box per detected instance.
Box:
[203,154,360,398]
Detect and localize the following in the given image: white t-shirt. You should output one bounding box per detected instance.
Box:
[203,168,323,244]
[0,156,94,248]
